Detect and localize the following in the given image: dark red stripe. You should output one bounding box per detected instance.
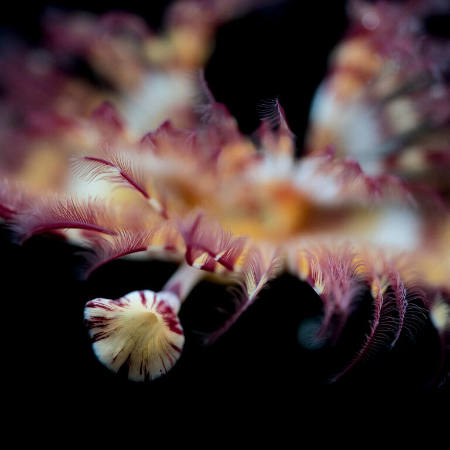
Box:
[0,204,16,219]
[140,291,147,307]
[28,222,117,240]
[169,343,182,353]
[83,156,115,167]
[86,301,114,311]
[118,170,150,199]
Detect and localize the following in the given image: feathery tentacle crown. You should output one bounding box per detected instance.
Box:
[0,0,449,385]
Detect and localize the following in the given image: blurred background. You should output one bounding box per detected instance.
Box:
[1,0,447,413]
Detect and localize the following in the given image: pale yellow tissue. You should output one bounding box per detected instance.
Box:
[17,145,67,191]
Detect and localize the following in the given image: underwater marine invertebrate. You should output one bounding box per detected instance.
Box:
[308,0,450,192]
[0,0,449,391]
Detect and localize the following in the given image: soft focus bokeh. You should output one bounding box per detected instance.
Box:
[0,0,448,408]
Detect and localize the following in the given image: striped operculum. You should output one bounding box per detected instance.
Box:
[84,290,184,381]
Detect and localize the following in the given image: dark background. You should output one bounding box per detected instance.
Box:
[1,0,447,415]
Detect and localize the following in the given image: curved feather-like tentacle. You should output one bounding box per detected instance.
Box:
[71,152,167,218]
[207,244,281,342]
[179,211,281,342]
[80,222,185,278]
[257,97,295,146]
[179,211,248,274]
[257,97,288,131]
[290,246,424,381]
[140,120,196,156]
[296,149,415,205]
[10,196,119,243]
[91,101,124,134]
[330,265,403,381]
[290,243,364,344]
[333,273,391,380]
[388,270,408,348]
[140,120,224,170]
[332,272,427,382]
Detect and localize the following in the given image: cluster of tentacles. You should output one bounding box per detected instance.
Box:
[0,0,448,385]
